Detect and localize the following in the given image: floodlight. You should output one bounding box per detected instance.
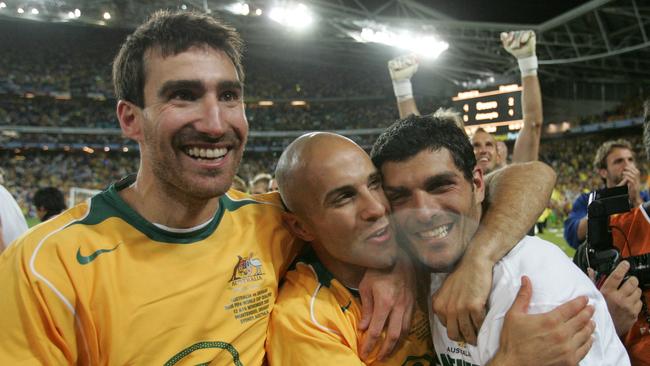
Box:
[30,8,38,15]
[74,8,80,17]
[122,147,129,152]
[103,12,111,20]
[67,11,75,18]
[226,2,250,16]
[0,3,6,9]
[181,4,187,10]
[269,3,313,29]
[255,8,262,16]
[17,7,24,14]
[104,146,110,152]
[351,25,448,59]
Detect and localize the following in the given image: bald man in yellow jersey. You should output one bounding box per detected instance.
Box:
[267,132,433,365]
[266,133,596,365]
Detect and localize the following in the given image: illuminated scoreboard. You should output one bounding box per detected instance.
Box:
[451,84,523,134]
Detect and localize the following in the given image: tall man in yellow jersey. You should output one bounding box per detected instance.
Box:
[0,11,415,365]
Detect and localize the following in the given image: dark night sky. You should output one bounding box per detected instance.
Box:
[386,0,591,24]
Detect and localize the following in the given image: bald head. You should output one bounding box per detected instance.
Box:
[276,132,365,214]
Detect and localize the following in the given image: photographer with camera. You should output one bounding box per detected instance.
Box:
[564,139,648,249]
[598,101,650,365]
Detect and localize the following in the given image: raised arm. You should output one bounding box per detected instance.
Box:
[502,30,543,163]
[432,161,556,344]
[388,54,421,119]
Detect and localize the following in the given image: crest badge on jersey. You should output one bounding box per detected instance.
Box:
[229,252,264,289]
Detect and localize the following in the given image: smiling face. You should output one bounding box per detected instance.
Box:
[129,46,248,200]
[471,130,498,174]
[285,135,398,271]
[381,148,484,272]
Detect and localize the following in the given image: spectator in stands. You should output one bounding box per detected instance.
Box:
[231,175,248,192]
[564,138,649,249]
[371,114,629,365]
[33,187,66,222]
[0,168,28,251]
[250,173,272,194]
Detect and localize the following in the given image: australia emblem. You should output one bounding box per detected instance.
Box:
[229,252,264,288]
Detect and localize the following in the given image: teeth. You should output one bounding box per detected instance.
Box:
[418,224,450,239]
[185,147,228,159]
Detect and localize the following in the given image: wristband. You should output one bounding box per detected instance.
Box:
[392,79,413,102]
[517,55,538,77]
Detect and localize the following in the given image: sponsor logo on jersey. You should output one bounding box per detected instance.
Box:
[76,244,120,265]
[229,252,264,287]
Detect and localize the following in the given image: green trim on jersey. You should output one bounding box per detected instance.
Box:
[71,175,263,244]
[164,341,242,366]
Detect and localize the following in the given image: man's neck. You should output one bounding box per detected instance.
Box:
[119,172,220,229]
[311,244,365,289]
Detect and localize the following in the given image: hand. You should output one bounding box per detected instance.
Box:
[490,276,595,366]
[617,166,642,207]
[432,256,491,345]
[596,261,643,336]
[387,54,419,81]
[500,30,536,59]
[358,252,415,361]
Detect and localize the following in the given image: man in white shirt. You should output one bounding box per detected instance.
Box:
[370,114,630,365]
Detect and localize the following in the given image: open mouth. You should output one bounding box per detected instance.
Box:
[478,156,490,163]
[365,224,392,243]
[416,222,453,240]
[183,146,228,162]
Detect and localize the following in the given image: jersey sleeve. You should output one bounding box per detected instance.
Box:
[0,233,79,365]
[563,194,588,249]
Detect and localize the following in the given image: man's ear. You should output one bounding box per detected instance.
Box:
[117,100,144,142]
[282,212,315,242]
[472,166,485,204]
[598,168,608,181]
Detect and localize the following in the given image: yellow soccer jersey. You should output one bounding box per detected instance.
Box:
[266,248,435,366]
[0,175,299,365]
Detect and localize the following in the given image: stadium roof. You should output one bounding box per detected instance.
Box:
[1,0,649,86]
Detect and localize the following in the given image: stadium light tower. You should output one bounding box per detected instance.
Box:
[269,3,313,30]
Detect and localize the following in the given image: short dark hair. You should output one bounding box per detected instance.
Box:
[371,114,476,181]
[112,10,244,107]
[33,187,66,220]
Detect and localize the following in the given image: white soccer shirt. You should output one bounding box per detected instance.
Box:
[428,235,629,365]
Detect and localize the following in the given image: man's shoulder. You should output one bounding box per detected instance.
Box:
[273,262,352,329]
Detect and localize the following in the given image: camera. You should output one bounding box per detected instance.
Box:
[573,186,650,289]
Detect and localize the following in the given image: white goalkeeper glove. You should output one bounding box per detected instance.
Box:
[501,30,538,76]
[388,54,419,101]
